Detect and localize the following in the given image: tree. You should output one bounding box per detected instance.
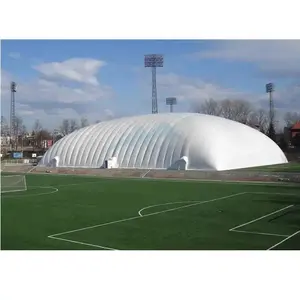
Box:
[60,119,70,136]
[80,117,89,128]
[249,109,269,133]
[193,98,254,125]
[279,135,288,150]
[31,119,44,149]
[35,129,52,148]
[230,100,253,124]
[284,112,300,127]
[193,98,221,116]
[95,120,101,124]
[54,134,63,142]
[70,119,78,132]
[33,119,43,132]
[14,116,26,151]
[1,116,9,137]
[267,122,276,142]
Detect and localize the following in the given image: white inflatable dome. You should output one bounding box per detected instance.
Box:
[39,113,288,171]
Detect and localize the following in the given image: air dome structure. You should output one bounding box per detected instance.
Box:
[39,113,288,171]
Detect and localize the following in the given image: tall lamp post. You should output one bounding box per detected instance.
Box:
[266,82,276,141]
[166,97,177,113]
[144,54,164,114]
[10,81,17,151]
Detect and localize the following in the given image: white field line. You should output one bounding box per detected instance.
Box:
[138,200,201,217]
[2,180,101,198]
[250,192,297,196]
[48,192,247,239]
[229,205,294,231]
[2,186,59,198]
[27,166,37,173]
[231,229,288,237]
[49,236,118,250]
[140,169,151,178]
[138,191,297,217]
[267,230,300,250]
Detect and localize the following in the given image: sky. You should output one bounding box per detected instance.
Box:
[1,40,300,131]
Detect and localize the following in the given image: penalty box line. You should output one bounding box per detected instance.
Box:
[230,192,298,239]
[48,191,297,250]
[48,192,247,249]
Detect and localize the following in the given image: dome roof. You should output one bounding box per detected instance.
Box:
[39,113,288,171]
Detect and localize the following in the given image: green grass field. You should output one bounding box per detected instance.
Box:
[241,162,300,173]
[1,173,300,250]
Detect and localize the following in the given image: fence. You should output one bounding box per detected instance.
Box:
[2,159,35,165]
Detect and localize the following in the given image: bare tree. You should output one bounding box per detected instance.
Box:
[249,109,269,133]
[1,116,9,137]
[194,98,221,116]
[33,119,43,132]
[31,119,43,149]
[15,116,25,136]
[80,117,89,128]
[230,100,253,124]
[219,99,236,120]
[193,98,257,126]
[284,112,300,127]
[14,116,26,151]
[60,119,70,136]
[70,119,78,133]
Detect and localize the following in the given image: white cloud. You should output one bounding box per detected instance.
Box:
[155,72,300,128]
[191,40,300,78]
[19,110,35,116]
[8,52,21,59]
[157,73,254,103]
[1,67,114,129]
[33,58,106,86]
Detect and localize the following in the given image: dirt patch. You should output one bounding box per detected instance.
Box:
[21,167,300,184]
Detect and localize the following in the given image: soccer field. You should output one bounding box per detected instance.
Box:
[1,173,300,250]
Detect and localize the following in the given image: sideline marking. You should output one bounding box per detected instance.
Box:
[250,192,297,196]
[49,236,118,250]
[267,230,300,250]
[231,229,288,237]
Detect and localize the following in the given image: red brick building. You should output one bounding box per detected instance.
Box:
[284,121,300,147]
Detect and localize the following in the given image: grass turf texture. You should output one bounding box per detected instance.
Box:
[240,162,300,173]
[1,173,300,250]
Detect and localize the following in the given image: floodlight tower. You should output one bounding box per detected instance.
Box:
[10,81,17,148]
[144,54,164,114]
[266,83,275,123]
[266,82,276,140]
[166,97,177,113]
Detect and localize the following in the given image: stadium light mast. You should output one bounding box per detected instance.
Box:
[166,97,177,113]
[266,82,276,141]
[144,54,164,114]
[10,81,17,150]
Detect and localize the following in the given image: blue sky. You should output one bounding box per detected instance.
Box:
[1,40,300,130]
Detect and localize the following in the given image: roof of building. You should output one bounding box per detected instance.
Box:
[290,121,300,130]
[39,113,288,171]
